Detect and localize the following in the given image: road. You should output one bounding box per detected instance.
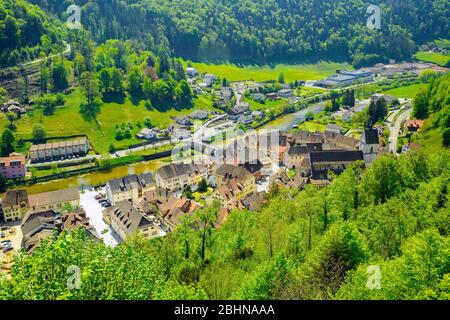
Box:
[388,106,412,154]
[112,139,174,157]
[21,42,71,68]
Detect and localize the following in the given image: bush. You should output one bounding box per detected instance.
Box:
[55,93,65,106]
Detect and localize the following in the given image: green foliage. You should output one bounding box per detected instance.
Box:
[32,123,46,142]
[28,0,448,65]
[0,0,64,67]
[198,178,208,193]
[0,150,449,300]
[51,61,69,91]
[1,128,15,156]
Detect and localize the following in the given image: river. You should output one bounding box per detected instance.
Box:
[23,159,168,195]
[21,103,325,195]
[261,101,326,131]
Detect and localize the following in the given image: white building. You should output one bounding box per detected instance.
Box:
[186,67,198,78]
[360,129,380,165]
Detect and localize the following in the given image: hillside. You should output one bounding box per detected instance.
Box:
[0,0,64,67]
[29,0,449,66]
[0,150,449,300]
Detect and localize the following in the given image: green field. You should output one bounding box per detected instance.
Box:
[1,90,217,155]
[187,61,349,82]
[244,96,287,112]
[382,83,429,99]
[414,52,450,67]
[435,39,450,50]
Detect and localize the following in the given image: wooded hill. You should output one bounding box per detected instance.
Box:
[0,0,64,67]
[28,0,449,66]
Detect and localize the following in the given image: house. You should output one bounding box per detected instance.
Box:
[155,162,208,191]
[216,87,233,107]
[242,192,268,212]
[269,169,291,188]
[324,131,360,150]
[21,210,62,253]
[239,115,253,125]
[240,160,264,178]
[288,130,324,146]
[204,74,216,87]
[186,67,198,78]
[29,137,90,163]
[103,200,161,241]
[278,89,294,98]
[252,110,264,119]
[232,102,250,115]
[0,154,27,179]
[105,173,155,206]
[172,128,192,141]
[189,110,209,120]
[175,116,192,126]
[360,129,380,164]
[28,188,80,213]
[136,128,157,140]
[253,93,265,103]
[371,93,398,106]
[61,208,99,239]
[214,164,256,199]
[266,92,279,100]
[309,150,364,179]
[284,146,306,169]
[325,124,343,135]
[21,208,99,252]
[162,197,202,231]
[405,120,425,132]
[287,174,308,191]
[209,179,246,210]
[1,190,29,222]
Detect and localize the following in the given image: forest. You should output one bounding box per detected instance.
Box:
[1,0,448,67]
[0,147,448,300]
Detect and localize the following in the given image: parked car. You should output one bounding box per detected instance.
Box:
[0,240,11,249]
[3,245,13,253]
[1,232,5,238]
[94,195,102,201]
[1,226,11,231]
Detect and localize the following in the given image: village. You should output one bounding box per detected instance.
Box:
[0,93,428,270]
[0,60,437,272]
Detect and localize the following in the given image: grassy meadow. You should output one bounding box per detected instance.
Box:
[1,90,217,155]
[187,61,349,82]
[414,52,450,67]
[382,83,429,99]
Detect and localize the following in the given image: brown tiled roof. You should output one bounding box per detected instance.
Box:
[2,190,29,209]
[215,164,252,181]
[29,188,79,207]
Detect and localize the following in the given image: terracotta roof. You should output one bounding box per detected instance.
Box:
[406,120,425,129]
